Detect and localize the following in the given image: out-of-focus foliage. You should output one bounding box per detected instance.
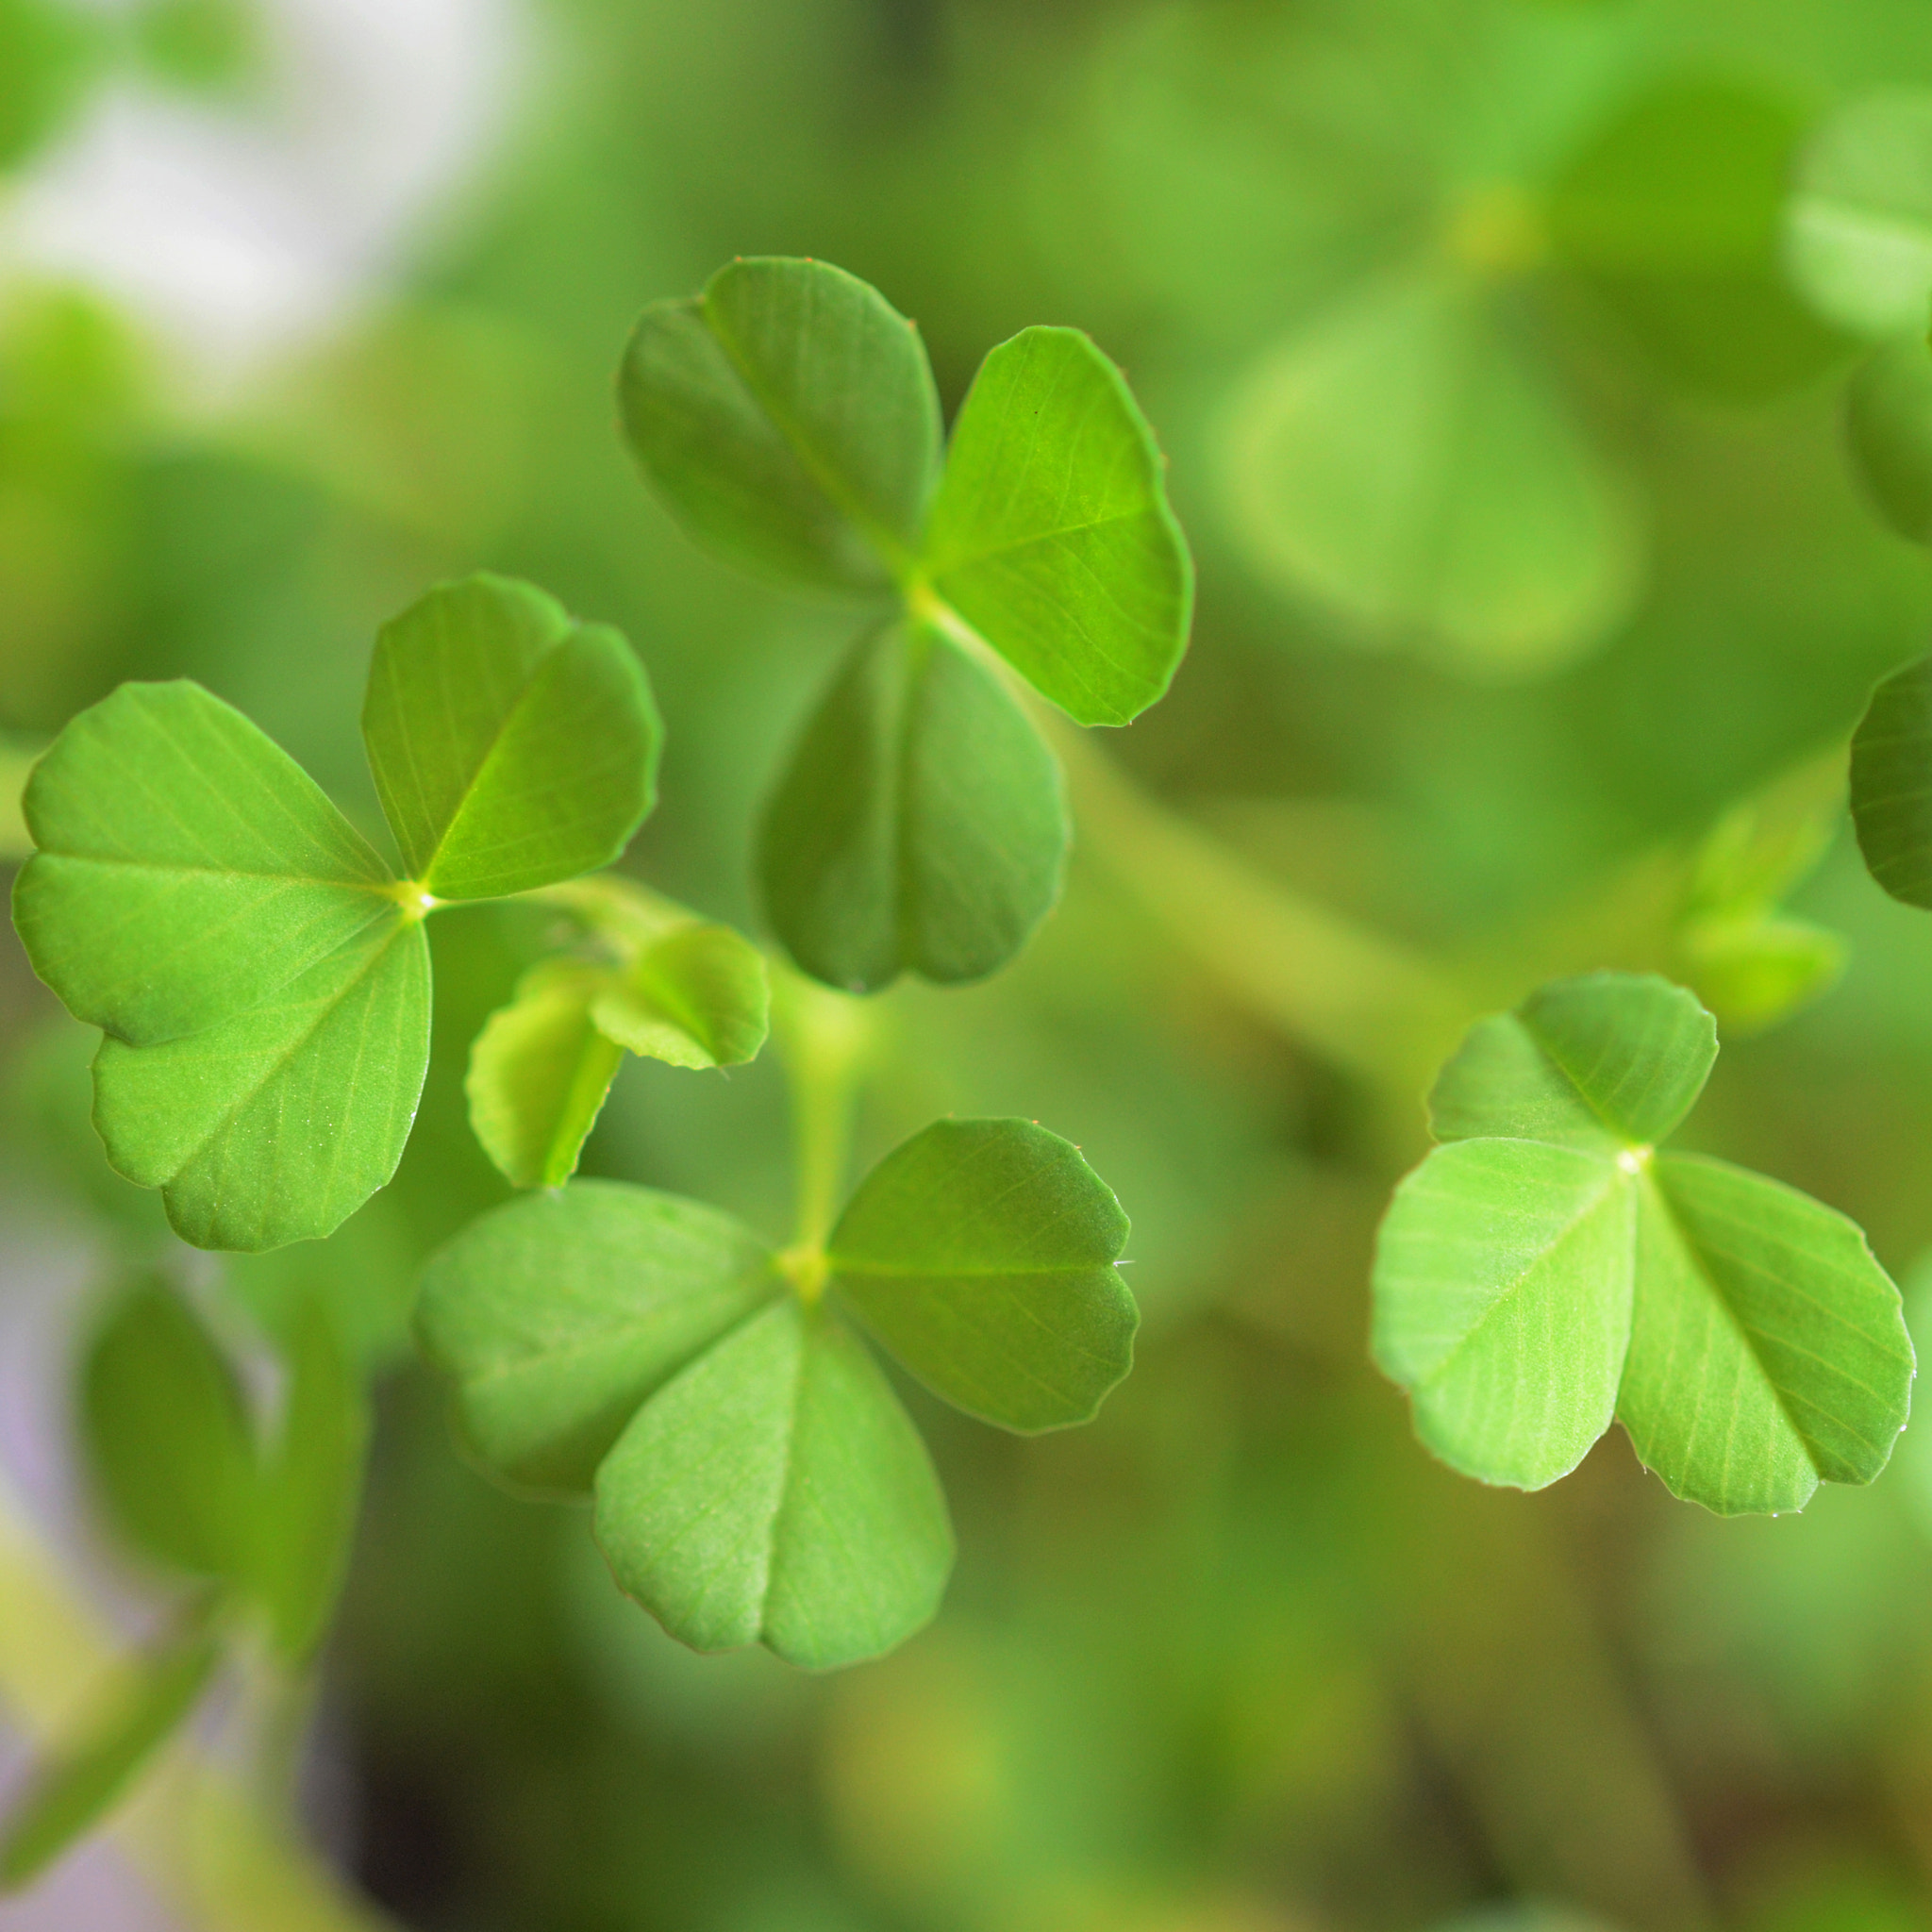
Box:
[14,0,1932,1924]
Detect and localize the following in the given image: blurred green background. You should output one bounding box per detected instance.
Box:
[11,0,1932,1926]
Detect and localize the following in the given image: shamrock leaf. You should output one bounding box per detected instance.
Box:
[466,881,770,1190]
[416,1118,1133,1666]
[757,619,1068,991]
[11,573,663,1251]
[1372,972,1912,1514]
[1852,652,1932,908]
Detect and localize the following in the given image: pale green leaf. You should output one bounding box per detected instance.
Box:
[758,619,1068,991]
[1851,652,1932,908]
[80,1277,258,1580]
[1846,336,1932,545]
[1371,1137,1635,1491]
[1678,914,1846,1037]
[591,922,770,1071]
[1429,972,1716,1152]
[1786,90,1932,340]
[92,915,431,1252]
[361,574,660,900]
[618,257,941,591]
[0,1616,220,1892]
[250,1297,371,1664]
[923,325,1192,726]
[1220,273,1641,680]
[592,1297,953,1669]
[828,1118,1135,1433]
[1618,1158,1912,1516]
[13,680,398,1045]
[467,958,625,1190]
[415,1182,781,1494]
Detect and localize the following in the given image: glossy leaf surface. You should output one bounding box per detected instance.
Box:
[361,574,659,900]
[758,620,1068,991]
[924,326,1191,726]
[1851,653,1932,908]
[592,1297,952,1670]
[1373,973,1913,1511]
[13,680,397,1045]
[416,1183,780,1493]
[0,1619,220,1892]
[91,914,431,1251]
[618,257,941,591]
[80,1278,257,1579]
[592,922,770,1071]
[828,1118,1136,1431]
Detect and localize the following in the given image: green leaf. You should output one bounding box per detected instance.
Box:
[249,1298,371,1664]
[1786,91,1932,341]
[1220,273,1640,680]
[591,922,770,1071]
[80,1277,258,1579]
[922,326,1192,726]
[1677,913,1845,1037]
[1846,337,1932,546]
[1851,653,1932,908]
[12,680,400,1045]
[0,1615,220,1893]
[361,574,660,900]
[1373,1136,1636,1491]
[1428,972,1716,1152]
[91,913,431,1251]
[415,1182,781,1493]
[1546,77,1849,400]
[827,1118,1136,1432]
[1373,972,1915,1512]
[618,257,941,591]
[758,619,1068,991]
[592,1297,953,1670]
[466,958,626,1190]
[1622,1157,1912,1515]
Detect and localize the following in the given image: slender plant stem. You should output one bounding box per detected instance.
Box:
[769,964,873,1291]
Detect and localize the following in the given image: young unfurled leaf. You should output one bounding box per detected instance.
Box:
[250,1297,371,1664]
[80,1277,258,1579]
[416,1183,782,1493]
[758,620,1068,991]
[1372,972,1913,1513]
[92,913,431,1252]
[361,575,660,900]
[12,680,400,1045]
[920,326,1193,727]
[1847,337,1932,546]
[0,1613,220,1892]
[1220,273,1640,680]
[618,257,942,591]
[828,1118,1135,1431]
[594,1296,952,1670]
[1852,653,1932,908]
[466,898,769,1190]
[1786,91,1932,341]
[467,959,626,1191]
[416,1118,1135,1664]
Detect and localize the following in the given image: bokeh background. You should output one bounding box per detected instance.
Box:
[8,0,1932,1927]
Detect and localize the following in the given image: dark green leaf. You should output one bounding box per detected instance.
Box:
[0,1616,220,1892]
[1846,337,1932,546]
[91,914,431,1251]
[415,1182,781,1493]
[828,1118,1136,1432]
[466,959,626,1189]
[618,258,941,591]
[250,1298,371,1663]
[1852,653,1932,908]
[758,619,1067,991]
[361,574,660,900]
[593,923,771,1071]
[1429,972,1716,1152]
[13,681,400,1045]
[80,1278,258,1578]
[922,326,1192,726]
[592,1297,952,1669]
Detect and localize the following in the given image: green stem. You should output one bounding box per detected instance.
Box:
[769,964,873,1291]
